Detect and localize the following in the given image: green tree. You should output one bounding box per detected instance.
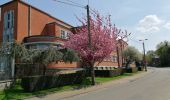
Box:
[28,47,79,75]
[0,42,29,61]
[156,41,170,67]
[0,42,30,86]
[146,50,155,66]
[122,46,142,68]
[0,42,79,76]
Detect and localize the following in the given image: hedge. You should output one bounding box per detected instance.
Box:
[15,64,44,78]
[21,71,84,92]
[95,68,124,77]
[126,67,138,73]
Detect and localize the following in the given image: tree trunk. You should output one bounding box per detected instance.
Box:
[125,60,131,69]
[90,62,95,85]
[43,64,46,75]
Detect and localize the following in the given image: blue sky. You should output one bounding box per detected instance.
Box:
[1,0,170,52]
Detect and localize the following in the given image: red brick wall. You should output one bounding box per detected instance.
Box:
[48,62,80,69]
[44,23,56,36]
[96,51,119,68]
[17,2,29,42]
[117,39,128,66]
[17,1,73,42]
[0,1,73,42]
[0,1,128,69]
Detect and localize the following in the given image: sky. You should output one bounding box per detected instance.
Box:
[1,0,170,52]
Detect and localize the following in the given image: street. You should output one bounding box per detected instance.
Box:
[65,67,170,100]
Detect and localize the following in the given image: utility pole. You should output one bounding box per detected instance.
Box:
[139,39,148,71]
[120,40,124,67]
[116,46,120,67]
[86,5,91,48]
[86,5,95,85]
[142,41,147,71]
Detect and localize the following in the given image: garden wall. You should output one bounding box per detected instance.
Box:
[0,80,12,90]
[21,71,84,92]
[95,68,124,77]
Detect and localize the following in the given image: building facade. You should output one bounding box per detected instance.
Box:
[0,0,128,80]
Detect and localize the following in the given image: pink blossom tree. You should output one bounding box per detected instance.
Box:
[65,13,120,85]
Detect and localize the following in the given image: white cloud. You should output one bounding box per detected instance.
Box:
[163,22,170,30]
[137,15,163,33]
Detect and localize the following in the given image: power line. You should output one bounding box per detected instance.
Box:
[52,0,132,41]
[89,8,132,40]
[129,38,141,44]
[64,0,84,7]
[53,0,85,8]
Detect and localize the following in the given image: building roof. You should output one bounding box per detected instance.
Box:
[0,0,73,28]
[47,22,71,30]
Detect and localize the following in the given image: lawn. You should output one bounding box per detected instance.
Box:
[0,72,142,100]
[0,79,91,100]
[96,72,139,83]
[0,82,88,100]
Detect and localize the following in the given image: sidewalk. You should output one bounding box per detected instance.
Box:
[25,70,153,100]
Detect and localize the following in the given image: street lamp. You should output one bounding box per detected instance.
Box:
[139,39,148,71]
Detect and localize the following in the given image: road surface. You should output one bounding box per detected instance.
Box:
[65,67,170,100]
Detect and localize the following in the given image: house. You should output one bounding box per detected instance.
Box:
[0,0,80,71]
[94,39,128,70]
[0,0,128,79]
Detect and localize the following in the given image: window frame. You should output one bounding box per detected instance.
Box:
[60,30,69,39]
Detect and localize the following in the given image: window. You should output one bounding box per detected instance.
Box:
[36,44,49,49]
[112,56,117,63]
[66,32,69,39]
[29,44,49,49]
[0,62,4,72]
[60,30,69,39]
[53,44,63,49]
[8,13,10,20]
[0,57,5,72]
[104,56,112,61]
[3,10,14,42]
[61,30,65,39]
[7,12,11,29]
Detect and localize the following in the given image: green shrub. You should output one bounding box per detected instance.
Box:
[21,71,83,92]
[126,67,138,73]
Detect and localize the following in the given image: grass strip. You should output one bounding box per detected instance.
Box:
[0,72,142,100]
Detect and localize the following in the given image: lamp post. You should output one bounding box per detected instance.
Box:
[139,39,148,71]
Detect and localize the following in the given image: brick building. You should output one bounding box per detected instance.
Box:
[0,0,128,78]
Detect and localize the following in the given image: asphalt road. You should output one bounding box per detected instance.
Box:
[65,67,170,100]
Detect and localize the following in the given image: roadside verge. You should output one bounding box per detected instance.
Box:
[26,69,153,100]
